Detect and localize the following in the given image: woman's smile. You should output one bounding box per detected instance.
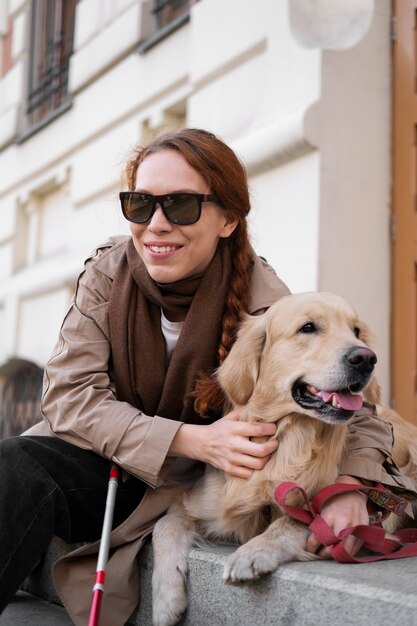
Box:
[145,242,184,255]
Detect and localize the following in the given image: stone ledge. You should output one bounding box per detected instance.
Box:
[0,592,73,626]
[17,536,417,625]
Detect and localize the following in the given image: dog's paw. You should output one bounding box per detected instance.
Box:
[223,544,282,583]
[152,568,188,626]
[152,599,187,626]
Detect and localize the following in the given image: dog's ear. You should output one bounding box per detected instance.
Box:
[357,320,381,404]
[364,376,381,405]
[217,313,267,406]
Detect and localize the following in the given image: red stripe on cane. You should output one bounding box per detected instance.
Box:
[110,467,119,480]
[94,571,106,586]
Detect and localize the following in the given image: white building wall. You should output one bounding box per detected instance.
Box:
[0,0,392,399]
[248,152,320,295]
[312,0,392,397]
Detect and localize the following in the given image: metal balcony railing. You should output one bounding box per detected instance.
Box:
[26,0,75,127]
[27,32,72,119]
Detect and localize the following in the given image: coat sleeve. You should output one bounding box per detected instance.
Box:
[339,407,417,498]
[41,248,182,488]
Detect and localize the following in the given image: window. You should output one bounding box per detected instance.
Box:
[27,0,76,128]
[152,0,196,30]
[13,170,71,272]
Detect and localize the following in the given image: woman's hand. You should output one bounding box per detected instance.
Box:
[306,475,369,558]
[168,410,278,478]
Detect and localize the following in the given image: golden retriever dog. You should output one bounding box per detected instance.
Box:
[151,292,417,626]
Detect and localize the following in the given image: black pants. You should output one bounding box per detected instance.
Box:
[0,435,147,613]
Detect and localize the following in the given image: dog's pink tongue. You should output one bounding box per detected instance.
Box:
[321,390,363,410]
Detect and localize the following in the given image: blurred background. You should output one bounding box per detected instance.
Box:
[0,0,415,437]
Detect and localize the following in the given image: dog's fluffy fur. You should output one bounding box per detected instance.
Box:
[151,292,417,626]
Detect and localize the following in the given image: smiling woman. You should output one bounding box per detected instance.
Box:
[0,128,414,626]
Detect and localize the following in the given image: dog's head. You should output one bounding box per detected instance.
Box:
[218,292,380,425]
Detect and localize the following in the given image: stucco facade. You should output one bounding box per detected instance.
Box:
[0,0,392,406]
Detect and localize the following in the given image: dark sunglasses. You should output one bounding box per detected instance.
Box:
[119,191,221,225]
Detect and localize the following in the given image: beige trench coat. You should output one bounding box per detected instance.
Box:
[23,236,415,626]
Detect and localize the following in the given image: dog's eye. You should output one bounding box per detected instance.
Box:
[298,322,317,334]
[353,327,360,338]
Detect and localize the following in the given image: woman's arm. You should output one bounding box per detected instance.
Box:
[42,249,182,488]
[338,409,416,493]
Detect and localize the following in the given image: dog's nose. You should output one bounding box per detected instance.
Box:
[345,347,377,373]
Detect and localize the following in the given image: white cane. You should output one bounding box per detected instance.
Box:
[88,463,120,626]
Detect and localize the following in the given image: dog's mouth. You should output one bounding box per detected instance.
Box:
[292,381,364,422]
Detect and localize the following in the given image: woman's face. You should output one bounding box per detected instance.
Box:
[130,150,237,283]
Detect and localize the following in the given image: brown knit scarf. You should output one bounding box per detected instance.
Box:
[108,238,232,425]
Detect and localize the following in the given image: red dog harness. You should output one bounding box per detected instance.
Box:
[274,482,417,563]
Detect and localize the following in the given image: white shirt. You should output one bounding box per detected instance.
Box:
[160,310,183,360]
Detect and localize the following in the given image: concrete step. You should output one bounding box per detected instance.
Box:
[3,538,417,625]
[0,591,74,625]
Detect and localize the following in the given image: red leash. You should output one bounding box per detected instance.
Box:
[274,481,417,563]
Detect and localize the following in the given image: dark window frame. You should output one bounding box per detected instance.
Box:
[138,0,196,54]
[25,0,76,130]
[152,0,195,29]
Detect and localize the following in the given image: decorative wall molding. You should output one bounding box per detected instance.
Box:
[232,108,316,176]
